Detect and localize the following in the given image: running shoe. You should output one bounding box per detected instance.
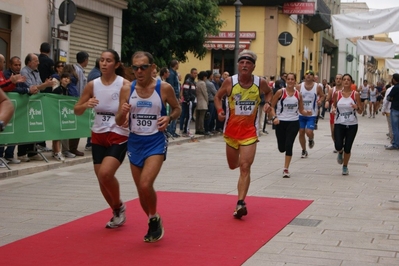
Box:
[308,139,315,149]
[233,203,248,219]
[105,203,126,229]
[62,151,76,158]
[144,215,164,242]
[17,155,30,162]
[52,152,65,162]
[5,158,21,164]
[29,154,44,161]
[342,166,349,175]
[385,145,399,150]
[36,145,52,152]
[283,169,290,178]
[301,150,308,158]
[337,152,343,164]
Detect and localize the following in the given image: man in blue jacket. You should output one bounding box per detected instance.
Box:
[166,59,181,137]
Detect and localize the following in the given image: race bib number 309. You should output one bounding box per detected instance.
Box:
[131,113,158,132]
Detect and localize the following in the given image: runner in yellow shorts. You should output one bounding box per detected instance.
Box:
[214,49,273,219]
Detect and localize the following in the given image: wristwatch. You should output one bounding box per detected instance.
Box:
[0,121,4,132]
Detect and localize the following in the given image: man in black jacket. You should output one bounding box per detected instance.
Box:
[386,73,399,150]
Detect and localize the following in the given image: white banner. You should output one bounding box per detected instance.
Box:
[332,7,399,40]
[357,40,396,58]
[385,59,399,75]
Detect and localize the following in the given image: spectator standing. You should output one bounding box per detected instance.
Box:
[0,54,26,93]
[381,84,393,144]
[180,69,197,137]
[385,74,399,150]
[0,55,26,166]
[51,62,76,159]
[85,58,102,151]
[50,73,72,162]
[204,70,217,134]
[166,60,180,138]
[37,43,55,151]
[221,71,229,85]
[69,51,89,156]
[38,42,55,93]
[195,71,208,135]
[213,73,225,133]
[18,53,54,162]
[159,67,169,81]
[276,72,287,90]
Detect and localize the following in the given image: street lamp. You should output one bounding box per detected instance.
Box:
[234,0,242,74]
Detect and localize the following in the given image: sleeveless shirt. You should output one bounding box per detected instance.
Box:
[128,79,166,136]
[299,82,318,117]
[360,84,369,99]
[224,74,261,140]
[92,76,129,136]
[335,91,358,125]
[276,88,300,121]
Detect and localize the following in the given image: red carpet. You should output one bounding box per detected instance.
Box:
[0,192,312,265]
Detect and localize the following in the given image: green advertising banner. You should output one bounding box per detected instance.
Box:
[0,93,93,145]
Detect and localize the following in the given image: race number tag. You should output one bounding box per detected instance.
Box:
[131,113,158,132]
[235,100,255,115]
[95,112,115,127]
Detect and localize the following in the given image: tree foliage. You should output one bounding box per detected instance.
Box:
[122,0,225,67]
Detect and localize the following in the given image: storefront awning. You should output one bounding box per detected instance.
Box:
[204,40,251,50]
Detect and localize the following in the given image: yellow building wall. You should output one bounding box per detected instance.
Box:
[276,14,317,80]
[178,6,318,82]
[179,6,267,79]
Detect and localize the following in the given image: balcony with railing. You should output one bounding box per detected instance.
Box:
[304,0,331,33]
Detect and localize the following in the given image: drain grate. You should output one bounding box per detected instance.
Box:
[289,218,322,227]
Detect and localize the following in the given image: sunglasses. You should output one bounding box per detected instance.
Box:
[57,64,64,67]
[305,71,314,75]
[131,64,152,71]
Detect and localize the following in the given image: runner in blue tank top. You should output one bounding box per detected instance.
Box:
[116,51,181,243]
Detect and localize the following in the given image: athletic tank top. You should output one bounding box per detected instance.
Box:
[128,79,166,135]
[360,84,369,99]
[369,88,377,102]
[276,88,300,121]
[299,82,318,117]
[224,74,261,139]
[92,76,129,136]
[335,91,357,125]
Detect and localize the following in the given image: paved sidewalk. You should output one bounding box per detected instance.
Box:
[1,114,398,265]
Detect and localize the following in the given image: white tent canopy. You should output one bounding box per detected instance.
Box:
[332,7,399,40]
[357,40,396,58]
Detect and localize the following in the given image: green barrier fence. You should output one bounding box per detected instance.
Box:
[0,93,93,145]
